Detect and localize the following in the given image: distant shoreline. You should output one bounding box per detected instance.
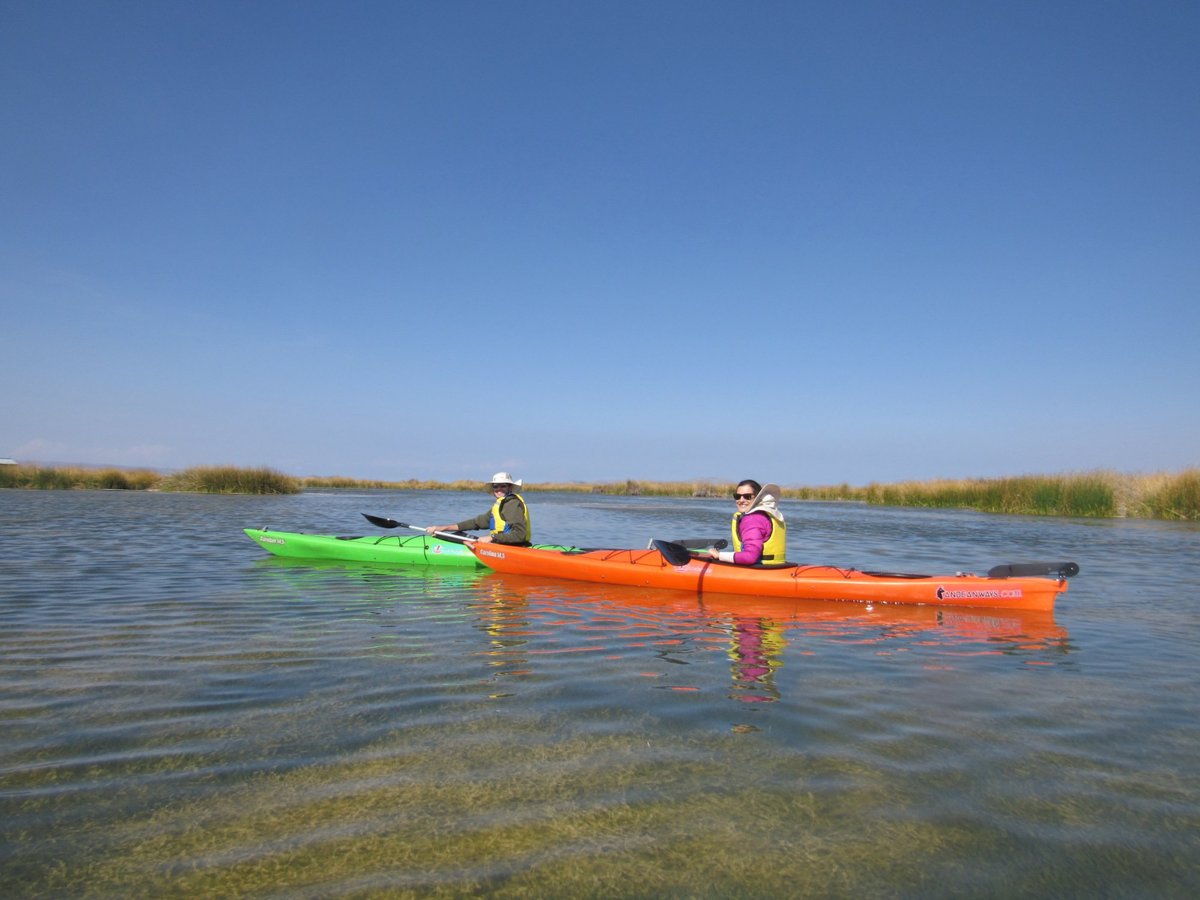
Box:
[2,463,1197,520]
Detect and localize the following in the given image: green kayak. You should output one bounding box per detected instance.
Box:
[244,528,576,568]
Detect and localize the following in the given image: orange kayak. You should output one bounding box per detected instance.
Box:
[467,542,1074,612]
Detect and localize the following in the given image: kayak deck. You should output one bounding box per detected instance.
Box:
[469,544,1070,611]
[245,529,582,568]
[245,528,480,566]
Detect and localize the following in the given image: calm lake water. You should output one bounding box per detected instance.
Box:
[2,488,1198,897]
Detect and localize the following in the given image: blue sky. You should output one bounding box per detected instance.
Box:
[3,1,1197,486]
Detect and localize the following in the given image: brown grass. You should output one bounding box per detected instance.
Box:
[4,464,1197,518]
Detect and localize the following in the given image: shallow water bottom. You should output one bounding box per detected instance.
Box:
[10,718,1193,898]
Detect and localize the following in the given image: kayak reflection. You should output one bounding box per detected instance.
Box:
[251,555,489,603]
[467,572,1071,702]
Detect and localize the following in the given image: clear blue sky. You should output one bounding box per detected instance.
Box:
[3,1,1197,486]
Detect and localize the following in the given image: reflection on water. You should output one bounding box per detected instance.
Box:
[729,617,784,705]
[255,552,488,581]
[457,573,1071,711]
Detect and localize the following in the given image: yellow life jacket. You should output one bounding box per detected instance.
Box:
[731,511,787,565]
[490,492,531,542]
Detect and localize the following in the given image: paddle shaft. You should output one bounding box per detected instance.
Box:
[361,513,473,544]
[988,562,1080,579]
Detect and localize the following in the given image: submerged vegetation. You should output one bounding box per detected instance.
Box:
[2,463,1197,519]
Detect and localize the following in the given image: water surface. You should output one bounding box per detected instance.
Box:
[2,489,1197,896]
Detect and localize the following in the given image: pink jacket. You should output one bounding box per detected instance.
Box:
[732,511,774,565]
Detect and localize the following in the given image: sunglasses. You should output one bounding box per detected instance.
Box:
[734,492,754,500]
[490,484,509,491]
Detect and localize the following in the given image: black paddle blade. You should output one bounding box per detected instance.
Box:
[652,539,695,567]
[362,513,403,529]
[987,561,1080,579]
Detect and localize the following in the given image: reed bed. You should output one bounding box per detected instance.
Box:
[860,472,1120,517]
[1135,468,1200,520]
[300,476,482,491]
[3,464,1196,518]
[0,464,162,491]
[156,466,300,494]
[848,469,1199,519]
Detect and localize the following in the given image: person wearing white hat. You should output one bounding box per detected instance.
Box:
[426,472,532,545]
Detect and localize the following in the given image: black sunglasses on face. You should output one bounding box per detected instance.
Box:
[734,492,754,500]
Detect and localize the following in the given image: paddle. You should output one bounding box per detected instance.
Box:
[652,539,696,567]
[987,562,1080,579]
[645,538,728,551]
[361,513,473,544]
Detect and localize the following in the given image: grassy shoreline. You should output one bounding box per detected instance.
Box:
[2,464,1197,520]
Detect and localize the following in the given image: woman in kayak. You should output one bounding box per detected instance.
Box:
[707,480,787,566]
[426,472,532,545]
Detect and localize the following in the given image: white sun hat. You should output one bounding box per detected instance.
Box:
[489,471,522,487]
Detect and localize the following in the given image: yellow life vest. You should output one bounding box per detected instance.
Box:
[490,492,531,542]
[731,512,787,565]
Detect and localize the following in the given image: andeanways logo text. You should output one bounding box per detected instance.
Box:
[937,586,1023,600]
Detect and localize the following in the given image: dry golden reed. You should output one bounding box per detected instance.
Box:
[0,464,161,491]
[157,465,301,494]
[2,463,1196,517]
